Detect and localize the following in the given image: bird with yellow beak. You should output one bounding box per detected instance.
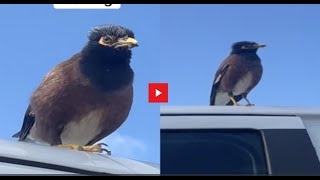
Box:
[13,25,139,155]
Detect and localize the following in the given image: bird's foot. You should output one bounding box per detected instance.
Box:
[245,103,255,107]
[57,143,111,155]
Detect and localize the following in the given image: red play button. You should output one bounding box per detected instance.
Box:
[148,83,168,103]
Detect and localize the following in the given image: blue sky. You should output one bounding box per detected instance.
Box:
[0,5,160,163]
[160,4,320,107]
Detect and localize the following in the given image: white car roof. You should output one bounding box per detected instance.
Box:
[0,139,159,175]
[160,106,320,117]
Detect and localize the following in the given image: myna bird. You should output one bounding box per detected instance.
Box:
[210,41,265,106]
[12,25,138,154]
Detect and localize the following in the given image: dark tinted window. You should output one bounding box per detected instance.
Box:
[161,129,268,175]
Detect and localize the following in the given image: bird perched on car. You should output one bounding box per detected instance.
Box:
[12,25,138,154]
[209,41,265,106]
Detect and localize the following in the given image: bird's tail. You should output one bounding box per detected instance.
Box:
[210,83,218,105]
[12,131,21,138]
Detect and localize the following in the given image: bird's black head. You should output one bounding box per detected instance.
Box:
[80,25,137,92]
[83,25,138,63]
[88,25,138,49]
[231,41,266,54]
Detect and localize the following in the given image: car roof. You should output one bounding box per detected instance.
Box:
[160,106,320,117]
[0,139,159,175]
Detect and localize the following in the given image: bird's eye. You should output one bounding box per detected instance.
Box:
[104,35,114,42]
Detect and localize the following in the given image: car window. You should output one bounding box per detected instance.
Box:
[161,129,268,175]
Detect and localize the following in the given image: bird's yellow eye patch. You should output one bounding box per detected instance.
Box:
[98,37,109,46]
[98,35,115,47]
[241,45,251,49]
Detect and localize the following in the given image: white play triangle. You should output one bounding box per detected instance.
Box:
[155,89,162,97]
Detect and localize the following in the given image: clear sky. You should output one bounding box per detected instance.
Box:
[160,4,320,107]
[0,5,160,163]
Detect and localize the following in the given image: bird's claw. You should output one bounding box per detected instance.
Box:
[97,143,108,147]
[101,148,112,155]
[97,143,112,155]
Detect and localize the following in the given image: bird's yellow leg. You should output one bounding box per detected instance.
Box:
[57,143,111,155]
[228,95,239,106]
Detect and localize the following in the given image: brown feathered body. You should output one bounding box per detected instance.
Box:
[29,54,133,145]
[215,54,262,96]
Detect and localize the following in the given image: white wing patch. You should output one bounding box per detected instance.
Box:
[214,64,229,84]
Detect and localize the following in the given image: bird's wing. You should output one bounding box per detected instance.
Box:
[12,105,35,141]
[210,63,229,105]
[12,60,69,141]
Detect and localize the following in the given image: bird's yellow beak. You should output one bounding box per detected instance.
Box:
[116,37,138,48]
[254,44,266,48]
